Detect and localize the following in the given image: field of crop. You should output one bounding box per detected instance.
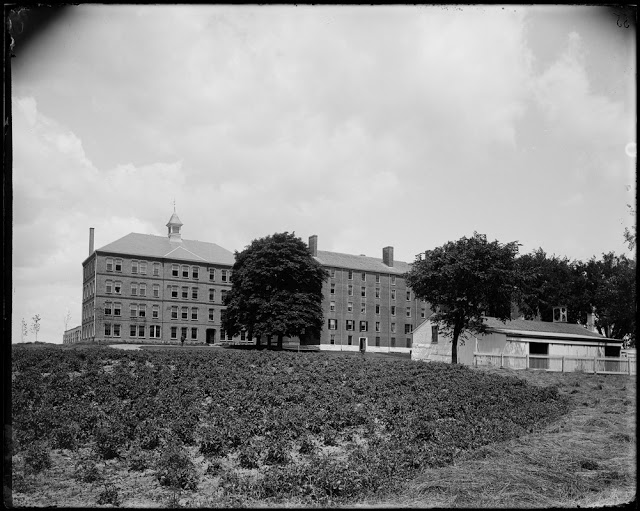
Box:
[8,344,635,508]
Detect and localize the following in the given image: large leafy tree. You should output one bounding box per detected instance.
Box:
[580,252,636,343]
[406,232,521,364]
[222,232,329,349]
[514,249,591,324]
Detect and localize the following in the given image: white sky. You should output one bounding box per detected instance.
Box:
[11,5,636,344]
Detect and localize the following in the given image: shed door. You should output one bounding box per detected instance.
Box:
[529,342,549,370]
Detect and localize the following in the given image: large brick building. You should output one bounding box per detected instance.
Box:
[81,213,430,349]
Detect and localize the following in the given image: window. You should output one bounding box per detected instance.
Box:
[330,283,336,295]
[375,274,380,283]
[330,268,336,278]
[391,306,396,316]
[191,327,198,340]
[181,327,188,340]
[106,280,113,294]
[104,302,112,315]
[181,307,188,320]
[361,287,366,298]
[114,303,121,317]
[115,259,122,272]
[348,270,353,280]
[172,264,179,277]
[221,270,228,282]
[182,287,189,299]
[171,286,178,299]
[150,325,161,338]
[139,305,146,318]
[391,275,396,285]
[348,285,353,296]
[375,336,381,347]
[359,321,368,332]
[241,330,246,341]
[421,308,426,319]
[375,304,380,315]
[113,324,121,337]
[192,287,198,300]
[132,260,139,274]
[153,263,160,276]
[182,265,189,278]
[130,304,138,318]
[375,287,380,299]
[171,306,178,319]
[114,281,122,294]
[347,335,353,346]
[360,303,366,314]
[406,307,411,318]
[347,302,353,312]
[391,337,396,347]
[209,289,216,302]
[361,272,366,281]
[391,289,396,300]
[153,284,160,298]
[140,261,147,275]
[391,323,396,333]
[209,309,215,321]
[152,305,159,319]
[328,319,337,330]
[171,327,177,339]
[104,323,112,336]
[375,321,380,332]
[192,266,199,279]
[406,338,412,348]
[209,268,216,281]
[405,324,412,334]
[432,325,438,344]
[191,307,198,320]
[131,283,138,296]
[330,301,336,312]
[106,258,113,272]
[221,290,228,303]
[330,335,335,345]
[130,325,137,337]
[406,291,411,301]
[346,320,355,331]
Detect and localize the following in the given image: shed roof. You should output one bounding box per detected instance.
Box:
[94,233,235,265]
[314,250,410,274]
[483,317,616,342]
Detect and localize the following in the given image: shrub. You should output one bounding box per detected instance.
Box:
[74,458,101,483]
[298,436,316,455]
[23,442,52,474]
[94,425,127,460]
[156,443,198,491]
[263,440,292,466]
[97,483,120,506]
[238,443,260,469]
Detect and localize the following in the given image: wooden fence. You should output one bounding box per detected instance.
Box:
[473,352,636,375]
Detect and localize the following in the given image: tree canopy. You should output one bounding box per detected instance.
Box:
[406,232,521,363]
[222,232,328,348]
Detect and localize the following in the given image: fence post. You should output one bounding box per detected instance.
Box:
[629,358,632,376]
[501,353,504,368]
[526,354,529,370]
[594,356,597,374]
[562,356,565,373]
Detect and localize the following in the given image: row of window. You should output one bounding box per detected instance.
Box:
[328,319,413,333]
[83,281,95,300]
[105,258,231,283]
[104,281,228,303]
[329,334,412,348]
[329,284,412,301]
[104,301,222,322]
[329,269,398,285]
[84,259,96,280]
[330,302,424,317]
[102,324,237,342]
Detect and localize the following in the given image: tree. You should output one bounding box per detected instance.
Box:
[64,309,72,331]
[406,232,521,364]
[514,249,591,324]
[581,252,636,342]
[222,232,329,349]
[31,314,41,343]
[623,204,636,251]
[21,318,28,343]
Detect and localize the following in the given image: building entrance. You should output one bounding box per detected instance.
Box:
[206,329,216,344]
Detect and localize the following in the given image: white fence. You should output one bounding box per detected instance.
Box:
[473,352,636,375]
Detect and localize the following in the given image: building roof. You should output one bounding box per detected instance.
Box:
[314,250,411,275]
[483,317,617,342]
[95,233,235,265]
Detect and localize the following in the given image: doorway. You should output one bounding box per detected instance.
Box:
[206,329,216,344]
[359,337,367,352]
[529,342,549,369]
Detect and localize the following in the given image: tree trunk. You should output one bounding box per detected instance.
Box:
[451,322,462,364]
[277,334,284,350]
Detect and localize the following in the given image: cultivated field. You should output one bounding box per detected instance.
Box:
[8,344,636,508]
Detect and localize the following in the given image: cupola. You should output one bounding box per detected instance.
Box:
[166,210,183,242]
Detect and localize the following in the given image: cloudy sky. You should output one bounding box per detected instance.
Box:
[11,5,636,344]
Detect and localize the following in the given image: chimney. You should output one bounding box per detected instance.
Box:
[89,227,95,256]
[382,246,394,267]
[309,235,318,257]
[586,312,597,332]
